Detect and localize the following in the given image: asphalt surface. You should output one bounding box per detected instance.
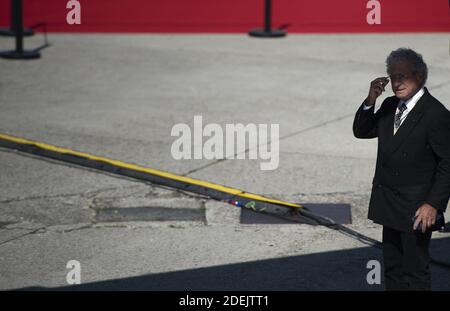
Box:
[0,33,449,290]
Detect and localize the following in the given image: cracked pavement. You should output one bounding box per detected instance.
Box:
[0,34,449,290]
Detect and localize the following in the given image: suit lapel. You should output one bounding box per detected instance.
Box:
[383,89,429,158]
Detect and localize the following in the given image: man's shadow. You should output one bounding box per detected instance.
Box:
[19,236,450,291]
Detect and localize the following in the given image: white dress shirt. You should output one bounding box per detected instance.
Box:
[363,88,425,134]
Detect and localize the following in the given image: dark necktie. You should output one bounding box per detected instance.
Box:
[394,101,407,131]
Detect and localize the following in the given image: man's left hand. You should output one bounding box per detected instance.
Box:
[414,203,437,233]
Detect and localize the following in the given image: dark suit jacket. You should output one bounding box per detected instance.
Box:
[353,87,450,232]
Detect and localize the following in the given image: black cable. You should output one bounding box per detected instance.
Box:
[29,22,51,52]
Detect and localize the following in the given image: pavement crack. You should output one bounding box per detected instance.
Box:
[266,189,371,197]
[0,185,144,204]
[275,113,354,142]
[0,192,79,204]
[0,227,47,247]
[279,151,375,161]
[50,224,93,233]
[182,113,354,176]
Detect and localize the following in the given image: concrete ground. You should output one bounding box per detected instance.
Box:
[0,33,449,290]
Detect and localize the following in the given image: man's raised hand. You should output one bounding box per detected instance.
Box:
[366,77,389,106]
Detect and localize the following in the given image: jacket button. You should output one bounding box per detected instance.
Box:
[402,152,408,157]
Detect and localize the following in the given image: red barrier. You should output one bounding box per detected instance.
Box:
[0,0,449,33]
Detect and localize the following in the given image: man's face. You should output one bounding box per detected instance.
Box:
[388,60,423,101]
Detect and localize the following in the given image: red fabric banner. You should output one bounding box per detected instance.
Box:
[0,0,449,33]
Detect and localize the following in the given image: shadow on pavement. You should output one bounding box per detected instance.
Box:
[19,237,450,291]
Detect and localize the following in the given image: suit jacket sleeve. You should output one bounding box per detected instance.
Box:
[353,99,385,139]
[426,109,450,212]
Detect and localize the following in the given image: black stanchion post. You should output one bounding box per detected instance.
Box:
[264,0,271,32]
[0,0,34,36]
[249,0,286,38]
[0,0,40,59]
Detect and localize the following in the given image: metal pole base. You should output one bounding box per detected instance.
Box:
[0,27,34,37]
[248,28,286,38]
[0,49,41,59]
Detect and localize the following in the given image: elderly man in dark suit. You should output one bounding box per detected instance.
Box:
[353,48,450,290]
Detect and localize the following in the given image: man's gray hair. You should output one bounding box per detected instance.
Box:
[386,48,428,87]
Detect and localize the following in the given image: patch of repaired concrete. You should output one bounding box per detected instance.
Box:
[95,206,205,222]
